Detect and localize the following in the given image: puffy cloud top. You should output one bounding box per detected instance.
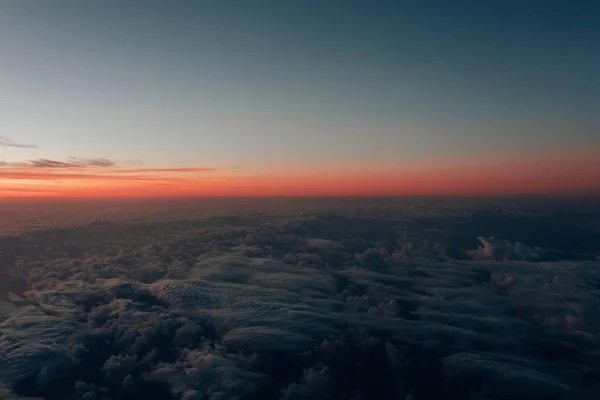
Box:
[1,199,599,399]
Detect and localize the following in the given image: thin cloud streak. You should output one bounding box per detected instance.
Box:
[0,135,38,148]
[0,159,214,173]
[66,157,115,167]
[0,171,165,181]
[0,157,219,186]
[0,158,116,168]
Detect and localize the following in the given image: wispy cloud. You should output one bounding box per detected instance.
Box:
[0,158,115,169]
[0,159,217,173]
[0,135,38,148]
[67,157,116,167]
[0,157,218,185]
[0,171,164,181]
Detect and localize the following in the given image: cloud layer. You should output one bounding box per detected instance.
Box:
[0,198,599,399]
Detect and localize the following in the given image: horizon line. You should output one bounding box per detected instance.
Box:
[2,192,599,203]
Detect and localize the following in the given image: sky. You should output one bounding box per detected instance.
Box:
[0,0,599,198]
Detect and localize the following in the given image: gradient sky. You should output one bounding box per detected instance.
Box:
[1,1,599,198]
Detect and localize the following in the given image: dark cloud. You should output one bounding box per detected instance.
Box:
[1,198,599,399]
[66,157,116,167]
[29,158,116,168]
[0,136,38,149]
[26,159,74,168]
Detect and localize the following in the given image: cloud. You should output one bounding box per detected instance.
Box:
[468,236,545,261]
[0,136,38,149]
[0,171,164,181]
[0,158,216,179]
[66,158,116,167]
[1,159,214,173]
[26,159,75,168]
[0,159,219,187]
[0,158,116,169]
[0,201,599,399]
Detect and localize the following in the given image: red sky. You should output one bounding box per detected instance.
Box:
[1,148,598,199]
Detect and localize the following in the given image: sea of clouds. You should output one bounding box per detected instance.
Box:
[1,197,599,399]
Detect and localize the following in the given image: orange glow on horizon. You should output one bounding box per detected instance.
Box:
[1,148,599,199]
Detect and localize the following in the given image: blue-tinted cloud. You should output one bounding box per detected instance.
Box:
[1,199,599,399]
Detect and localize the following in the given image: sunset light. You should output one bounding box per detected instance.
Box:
[1,3,599,399]
[1,148,599,199]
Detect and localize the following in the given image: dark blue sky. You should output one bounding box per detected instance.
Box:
[1,0,598,168]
